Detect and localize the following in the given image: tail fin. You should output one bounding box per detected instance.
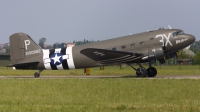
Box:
[9,32,42,66]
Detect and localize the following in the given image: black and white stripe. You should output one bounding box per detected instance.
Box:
[43,47,75,70]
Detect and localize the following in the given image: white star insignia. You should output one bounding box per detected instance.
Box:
[51,54,61,64]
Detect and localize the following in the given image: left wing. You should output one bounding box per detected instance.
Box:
[80,48,143,64]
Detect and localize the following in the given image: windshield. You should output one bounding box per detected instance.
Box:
[177,31,184,35]
[172,31,184,37]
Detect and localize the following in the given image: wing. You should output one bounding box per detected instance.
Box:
[80,48,143,64]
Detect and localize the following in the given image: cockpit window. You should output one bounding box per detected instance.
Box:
[177,31,184,35]
[172,32,177,37]
[172,31,184,37]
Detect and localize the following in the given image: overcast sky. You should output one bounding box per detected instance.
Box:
[0,0,200,44]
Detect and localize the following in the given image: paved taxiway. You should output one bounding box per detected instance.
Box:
[1,75,200,79]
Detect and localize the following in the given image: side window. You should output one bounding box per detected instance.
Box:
[112,47,116,51]
[131,43,135,47]
[121,45,126,49]
[140,42,144,45]
[172,32,177,37]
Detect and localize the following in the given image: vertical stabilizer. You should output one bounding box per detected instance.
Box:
[9,33,42,65]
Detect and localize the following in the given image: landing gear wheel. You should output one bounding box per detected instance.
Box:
[147,67,157,77]
[136,68,147,77]
[34,69,44,78]
[34,72,40,78]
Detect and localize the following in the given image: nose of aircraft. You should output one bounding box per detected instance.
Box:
[168,34,195,52]
[187,34,195,45]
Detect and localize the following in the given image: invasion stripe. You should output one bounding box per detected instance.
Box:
[43,49,51,70]
[66,47,75,69]
[43,47,74,70]
[61,48,69,69]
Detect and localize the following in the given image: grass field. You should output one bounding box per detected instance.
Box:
[0,78,200,112]
[1,65,200,111]
[0,65,200,76]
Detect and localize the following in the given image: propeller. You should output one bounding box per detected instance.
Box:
[162,25,175,59]
[162,35,169,59]
[159,25,178,64]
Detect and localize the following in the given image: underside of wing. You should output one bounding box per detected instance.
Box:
[80,48,143,64]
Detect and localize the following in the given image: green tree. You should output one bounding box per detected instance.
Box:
[3,45,10,54]
[177,50,191,59]
[39,37,46,49]
[190,40,200,54]
[45,45,53,49]
[53,42,60,49]
[193,52,200,65]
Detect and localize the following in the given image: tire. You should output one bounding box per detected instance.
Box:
[147,67,157,77]
[34,72,40,78]
[136,68,147,77]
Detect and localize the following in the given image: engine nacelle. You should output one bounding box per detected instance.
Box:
[140,44,177,64]
[141,44,165,61]
[152,45,165,59]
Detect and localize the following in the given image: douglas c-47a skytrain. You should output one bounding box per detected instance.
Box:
[9,28,195,77]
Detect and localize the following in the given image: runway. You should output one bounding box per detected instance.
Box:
[1,75,200,79]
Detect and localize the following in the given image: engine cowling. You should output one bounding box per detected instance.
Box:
[152,45,165,59]
[140,44,177,64]
[141,44,165,61]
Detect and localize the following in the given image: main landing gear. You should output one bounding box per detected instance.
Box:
[128,62,157,77]
[34,69,44,78]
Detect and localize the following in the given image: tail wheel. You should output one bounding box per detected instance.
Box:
[147,67,157,77]
[34,72,40,78]
[136,68,147,77]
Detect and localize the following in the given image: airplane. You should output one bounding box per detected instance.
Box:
[8,28,195,78]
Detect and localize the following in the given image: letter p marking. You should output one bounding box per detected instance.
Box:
[24,40,30,50]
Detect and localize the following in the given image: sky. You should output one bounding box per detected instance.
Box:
[0,0,200,44]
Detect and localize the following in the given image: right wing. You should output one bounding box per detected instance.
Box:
[80,48,143,64]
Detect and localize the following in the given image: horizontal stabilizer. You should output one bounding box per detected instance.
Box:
[8,62,39,69]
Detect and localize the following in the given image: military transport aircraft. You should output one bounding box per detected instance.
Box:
[9,28,195,78]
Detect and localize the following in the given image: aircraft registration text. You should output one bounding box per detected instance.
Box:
[176,38,188,44]
[25,49,41,55]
